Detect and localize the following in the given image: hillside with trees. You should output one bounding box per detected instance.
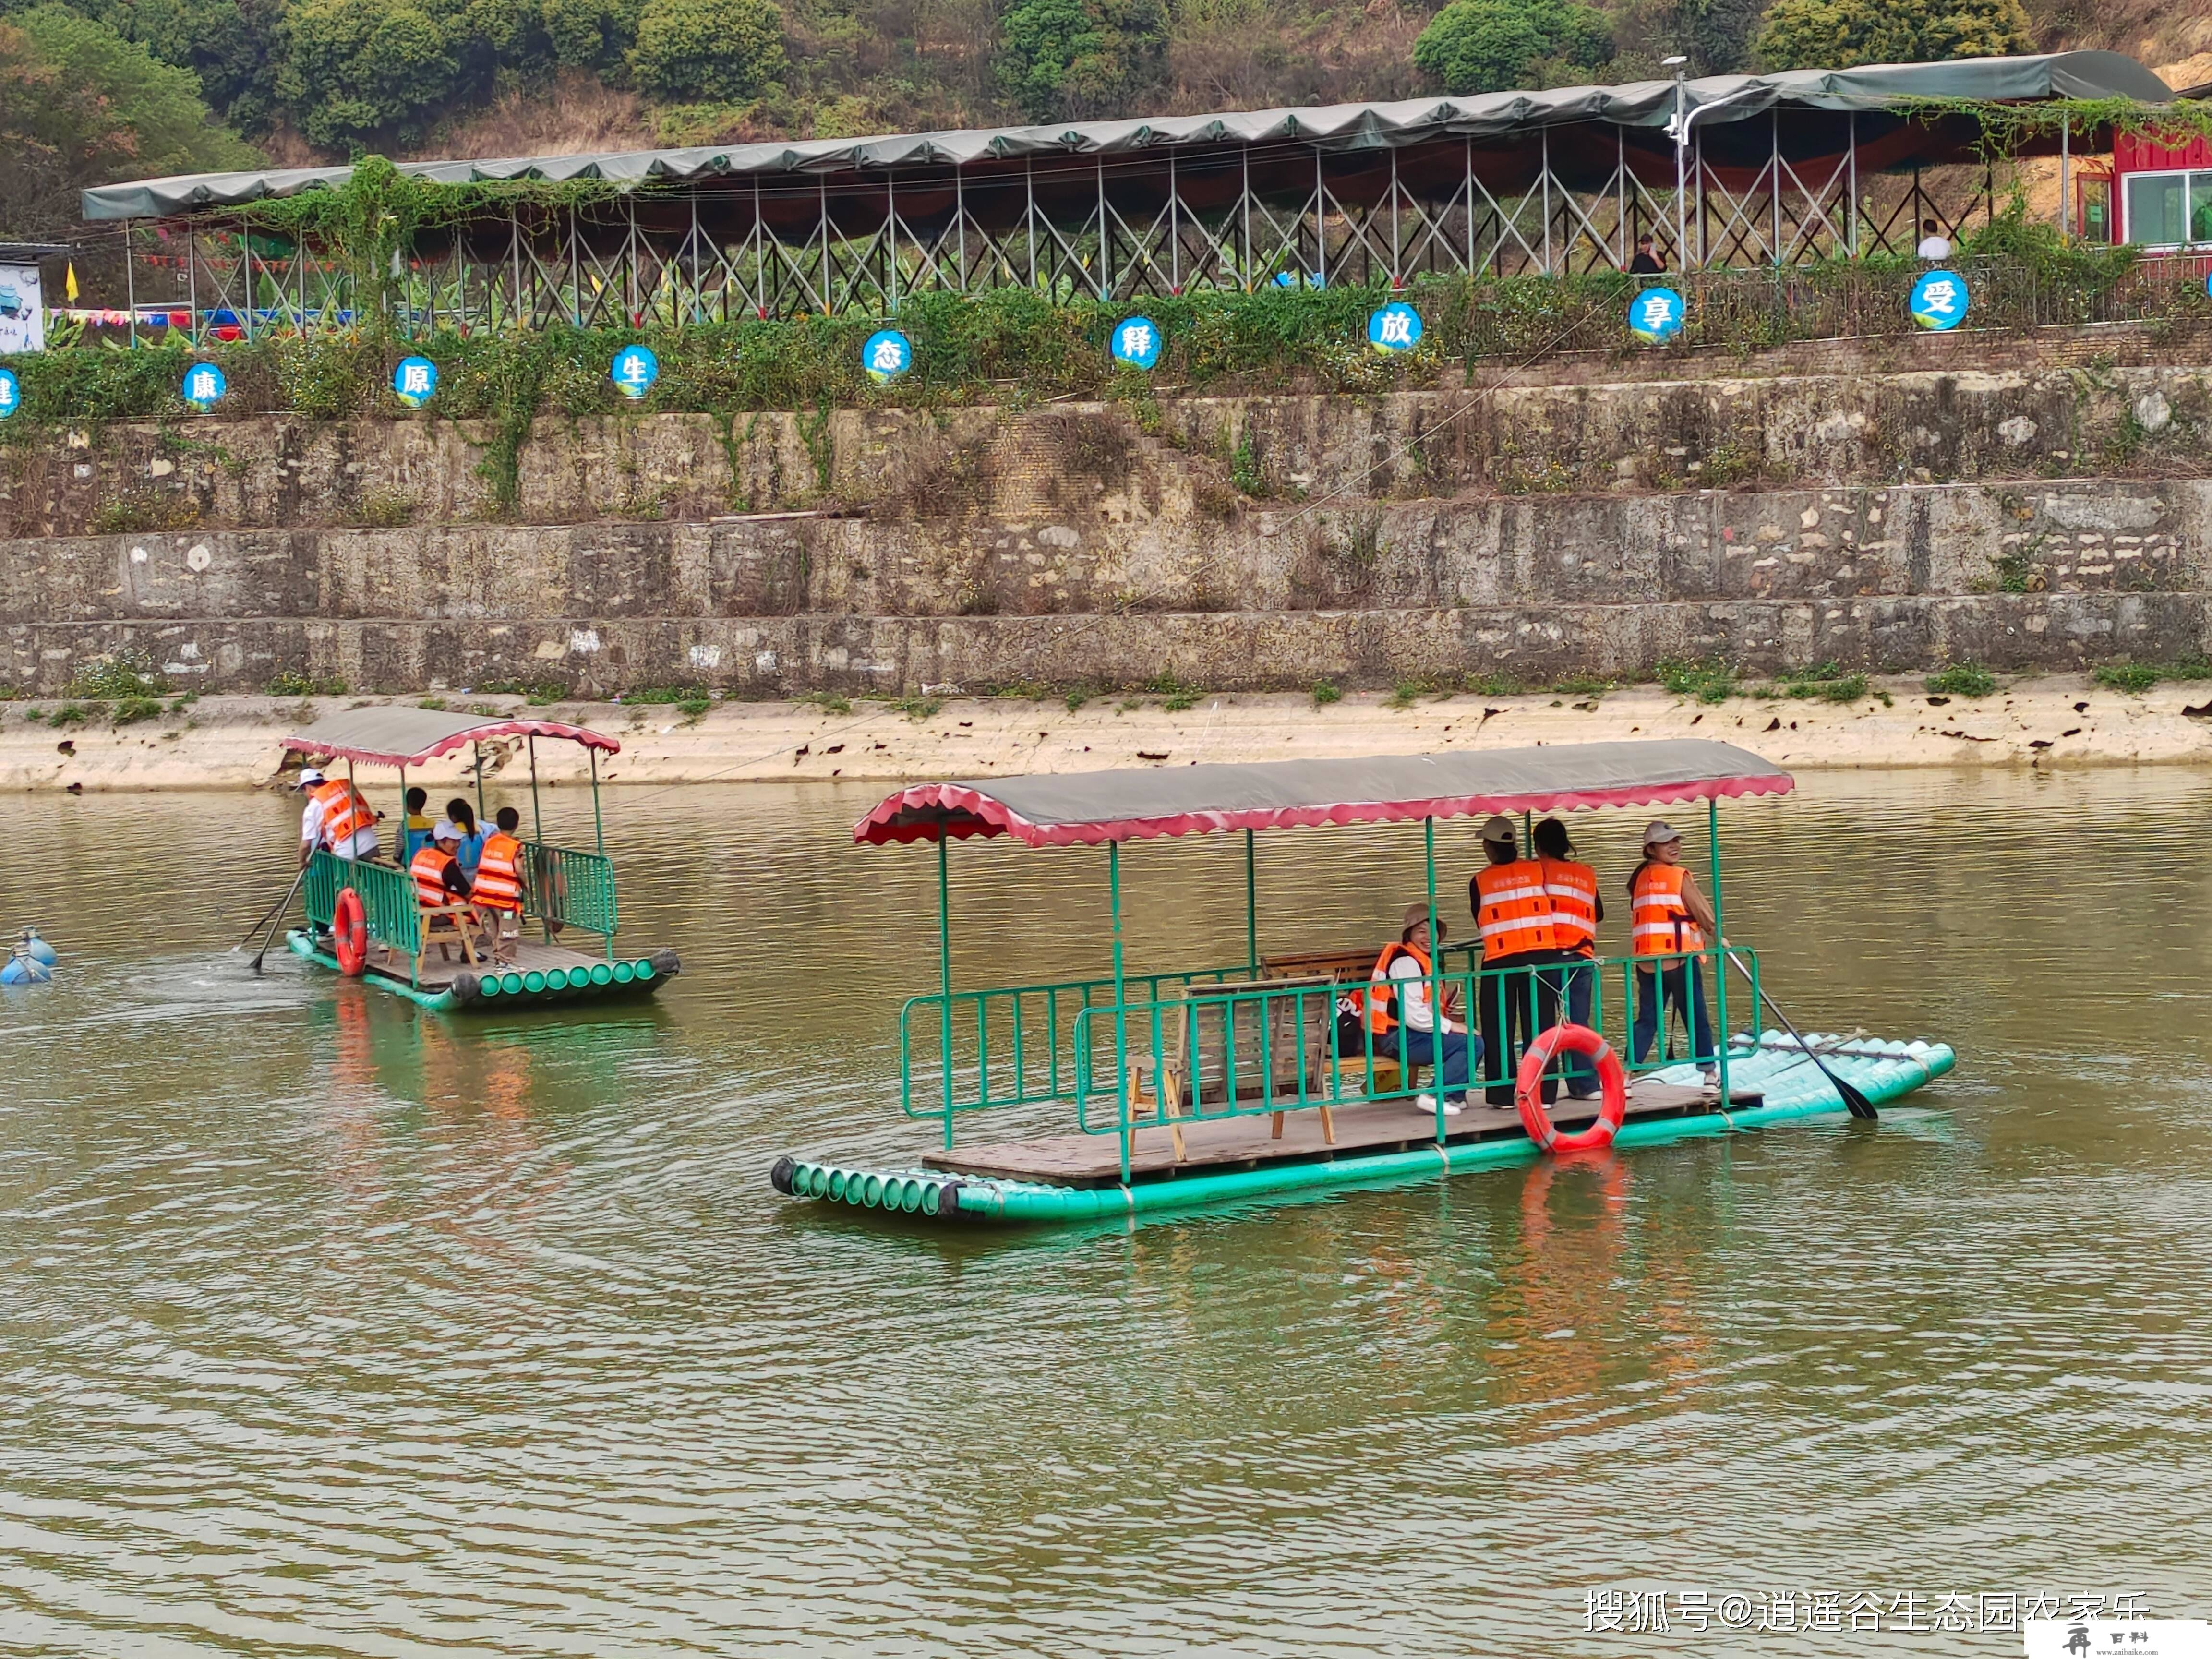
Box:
[0,0,2180,248]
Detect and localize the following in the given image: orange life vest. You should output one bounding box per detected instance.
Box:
[410,845,462,908]
[1472,860,1558,961]
[472,831,525,913]
[311,779,376,848]
[1540,856,1599,954]
[1631,862,1706,956]
[1364,940,1433,1035]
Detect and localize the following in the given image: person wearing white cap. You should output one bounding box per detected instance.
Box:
[1468,814,1560,1108]
[1628,819,1719,1083]
[294,765,380,868]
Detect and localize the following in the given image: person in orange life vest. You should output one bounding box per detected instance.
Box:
[294,766,380,868]
[1628,820,1719,1084]
[1534,817,1605,1101]
[1469,815,1561,1107]
[1367,902,1478,1115]
[410,819,475,913]
[471,806,529,962]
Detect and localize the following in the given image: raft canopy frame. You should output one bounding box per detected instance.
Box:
[284,705,625,984]
[861,739,1793,1183]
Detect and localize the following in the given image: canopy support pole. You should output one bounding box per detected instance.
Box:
[529,734,549,944]
[472,740,487,825]
[938,835,954,1149]
[1110,840,1130,1184]
[1425,817,1444,1146]
[590,748,609,959]
[1244,828,1257,974]
[398,763,408,865]
[1708,796,1731,1109]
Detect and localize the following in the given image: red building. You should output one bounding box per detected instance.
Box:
[2104,129,2212,246]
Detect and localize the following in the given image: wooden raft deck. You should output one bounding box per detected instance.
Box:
[924,1079,1762,1187]
[365,937,605,989]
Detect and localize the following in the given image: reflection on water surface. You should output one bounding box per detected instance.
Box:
[2,767,2210,1655]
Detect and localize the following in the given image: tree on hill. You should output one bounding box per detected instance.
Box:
[273,0,461,147]
[998,0,1166,120]
[0,4,256,239]
[1412,0,1614,97]
[627,0,783,101]
[1753,0,2033,70]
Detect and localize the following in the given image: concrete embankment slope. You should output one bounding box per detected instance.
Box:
[5,336,2212,697]
[5,679,2206,792]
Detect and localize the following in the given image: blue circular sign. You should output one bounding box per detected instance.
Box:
[1110,316,1163,371]
[863,328,913,384]
[182,361,227,411]
[1367,301,1423,355]
[1628,286,1685,344]
[393,355,438,408]
[0,367,18,421]
[1910,269,1970,332]
[612,344,660,398]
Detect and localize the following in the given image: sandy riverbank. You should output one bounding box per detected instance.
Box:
[2,676,2207,792]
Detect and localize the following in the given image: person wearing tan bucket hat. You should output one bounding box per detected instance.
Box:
[1360,902,1477,1114]
[1628,819,1719,1084]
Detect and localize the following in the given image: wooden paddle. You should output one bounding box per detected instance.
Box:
[245,865,311,975]
[233,864,309,951]
[1724,945,1877,1120]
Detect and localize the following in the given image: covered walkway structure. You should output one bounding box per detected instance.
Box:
[80,52,2174,338]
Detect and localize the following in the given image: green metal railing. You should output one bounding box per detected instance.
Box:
[520,840,617,955]
[302,850,421,961]
[900,944,1761,1178]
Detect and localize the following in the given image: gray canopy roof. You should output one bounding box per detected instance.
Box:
[284,706,619,768]
[856,739,1793,847]
[83,51,2168,220]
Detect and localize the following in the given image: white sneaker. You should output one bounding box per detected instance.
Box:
[1417,1093,1438,1110]
[1442,1101,1463,1116]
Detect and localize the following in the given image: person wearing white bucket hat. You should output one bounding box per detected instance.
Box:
[1628,819,1719,1084]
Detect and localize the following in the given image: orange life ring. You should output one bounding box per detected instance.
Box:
[333,887,367,977]
[1515,1022,1627,1154]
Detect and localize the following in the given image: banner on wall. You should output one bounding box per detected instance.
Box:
[0,265,45,354]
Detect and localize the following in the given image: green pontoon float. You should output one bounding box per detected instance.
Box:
[770,739,1954,1226]
[280,706,679,1011]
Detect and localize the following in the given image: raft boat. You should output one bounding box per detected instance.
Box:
[770,740,1955,1226]
[280,707,679,1011]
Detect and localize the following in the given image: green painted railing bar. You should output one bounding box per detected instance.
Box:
[520,840,617,945]
[303,850,421,960]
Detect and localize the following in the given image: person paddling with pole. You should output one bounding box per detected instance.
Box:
[1629,820,1718,1088]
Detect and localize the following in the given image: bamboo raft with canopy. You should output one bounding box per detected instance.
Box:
[770,739,1955,1226]
[280,707,679,1011]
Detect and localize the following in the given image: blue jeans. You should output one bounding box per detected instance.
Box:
[1633,960,1716,1069]
[1395,1026,1479,1106]
[1543,954,1599,1096]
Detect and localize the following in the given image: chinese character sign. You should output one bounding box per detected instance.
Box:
[1111,317,1162,371]
[393,355,439,408]
[0,368,18,421]
[1367,302,1423,355]
[1910,269,1970,332]
[612,345,660,398]
[863,329,913,384]
[183,362,228,412]
[1629,286,1685,344]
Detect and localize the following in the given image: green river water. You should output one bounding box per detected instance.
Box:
[2,766,2210,1656]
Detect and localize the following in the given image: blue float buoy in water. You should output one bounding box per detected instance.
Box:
[4,927,56,984]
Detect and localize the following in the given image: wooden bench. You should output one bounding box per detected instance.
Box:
[417,902,486,977]
[1261,947,1429,1106]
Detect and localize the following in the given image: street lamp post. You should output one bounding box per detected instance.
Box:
[1664,57,1689,273]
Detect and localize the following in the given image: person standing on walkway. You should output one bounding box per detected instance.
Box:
[1534,817,1603,1100]
[1469,815,1559,1106]
[1629,820,1719,1086]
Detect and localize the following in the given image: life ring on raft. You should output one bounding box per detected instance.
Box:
[1515,1023,1628,1154]
[332,887,367,977]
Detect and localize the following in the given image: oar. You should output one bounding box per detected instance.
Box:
[233,864,309,951]
[245,865,311,974]
[1724,946,1877,1120]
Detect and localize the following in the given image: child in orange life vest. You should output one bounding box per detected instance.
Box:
[1628,820,1719,1083]
[1468,814,1561,1108]
[471,807,528,963]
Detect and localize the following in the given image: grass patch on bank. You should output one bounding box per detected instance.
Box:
[1924,663,1999,697]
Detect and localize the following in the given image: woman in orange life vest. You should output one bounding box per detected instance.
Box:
[1628,820,1719,1084]
[1366,902,1478,1114]
[1533,817,1604,1101]
[470,806,529,963]
[1469,815,1560,1108]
